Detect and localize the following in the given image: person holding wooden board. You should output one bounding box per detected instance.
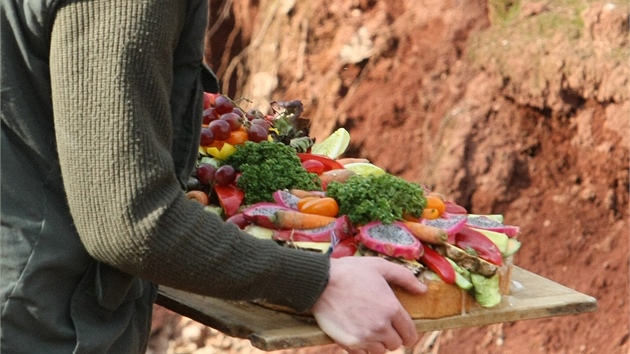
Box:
[0,1,426,353]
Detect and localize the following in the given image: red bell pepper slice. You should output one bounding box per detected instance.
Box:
[213,184,244,217]
[296,153,344,172]
[301,159,326,175]
[330,237,358,258]
[419,243,456,284]
[455,226,503,266]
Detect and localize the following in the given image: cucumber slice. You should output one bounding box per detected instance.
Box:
[446,258,473,290]
[243,225,274,240]
[471,228,509,256]
[504,238,522,257]
[470,273,502,308]
[203,205,224,216]
[422,270,442,282]
[453,271,473,290]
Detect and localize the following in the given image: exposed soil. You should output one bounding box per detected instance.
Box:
[148,1,629,353]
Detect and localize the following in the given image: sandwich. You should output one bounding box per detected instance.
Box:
[237,183,521,319]
[191,93,522,318]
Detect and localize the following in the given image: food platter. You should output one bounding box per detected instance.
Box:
[171,95,597,351]
[156,266,597,351]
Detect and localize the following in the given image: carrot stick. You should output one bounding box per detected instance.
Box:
[271,210,337,229]
[401,221,448,245]
[336,158,370,165]
[290,189,326,198]
[186,190,210,205]
[319,169,357,184]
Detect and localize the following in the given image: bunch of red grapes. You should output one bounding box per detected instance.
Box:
[192,93,273,189]
[201,94,271,147]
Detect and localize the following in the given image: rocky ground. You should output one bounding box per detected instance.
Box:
[149,1,629,353]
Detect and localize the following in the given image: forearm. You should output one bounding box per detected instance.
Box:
[49,0,328,311]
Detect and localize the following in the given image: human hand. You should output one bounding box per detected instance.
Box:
[311,257,427,354]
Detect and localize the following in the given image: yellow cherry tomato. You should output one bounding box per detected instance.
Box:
[225,129,249,146]
[297,196,320,210]
[425,195,446,216]
[421,208,440,220]
[298,197,339,217]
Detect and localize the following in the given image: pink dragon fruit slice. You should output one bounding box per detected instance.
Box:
[272,215,354,242]
[241,202,294,229]
[357,221,423,260]
[444,201,467,214]
[421,214,467,239]
[272,189,301,210]
[465,216,520,237]
[225,213,250,229]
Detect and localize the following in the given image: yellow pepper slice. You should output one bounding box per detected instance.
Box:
[206,143,237,160]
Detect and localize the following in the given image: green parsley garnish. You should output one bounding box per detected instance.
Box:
[326,174,427,225]
[223,141,321,205]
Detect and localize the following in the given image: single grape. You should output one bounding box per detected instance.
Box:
[209,120,231,141]
[246,109,264,121]
[196,164,216,185]
[250,118,271,131]
[247,123,269,143]
[214,95,234,115]
[203,107,219,125]
[199,127,215,146]
[220,112,243,131]
[232,108,245,118]
[186,176,202,191]
[215,165,237,186]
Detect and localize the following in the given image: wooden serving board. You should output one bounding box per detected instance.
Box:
[156,266,597,351]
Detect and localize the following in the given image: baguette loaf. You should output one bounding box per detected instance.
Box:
[255,257,513,319]
[394,258,512,319]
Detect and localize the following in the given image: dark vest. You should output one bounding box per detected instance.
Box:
[0,1,218,352]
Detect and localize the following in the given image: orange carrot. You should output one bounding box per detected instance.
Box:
[271,210,337,229]
[319,169,356,184]
[186,190,210,205]
[402,221,447,245]
[290,189,325,199]
[336,157,370,165]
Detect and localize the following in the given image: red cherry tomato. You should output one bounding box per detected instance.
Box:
[203,92,219,110]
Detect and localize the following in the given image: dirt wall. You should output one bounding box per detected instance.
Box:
[149,1,629,353]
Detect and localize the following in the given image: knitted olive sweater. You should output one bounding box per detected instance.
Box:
[48,0,329,312]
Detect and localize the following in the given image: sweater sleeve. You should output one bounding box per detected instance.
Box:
[49,0,329,312]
